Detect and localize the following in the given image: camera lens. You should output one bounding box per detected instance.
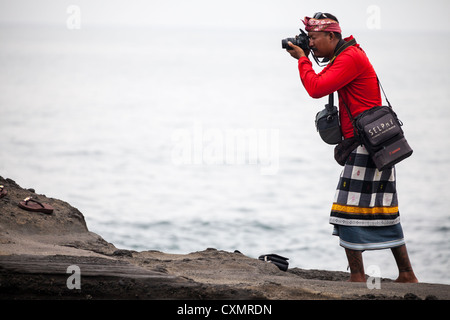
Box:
[281,37,295,49]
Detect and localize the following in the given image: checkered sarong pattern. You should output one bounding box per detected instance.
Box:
[330,145,400,227]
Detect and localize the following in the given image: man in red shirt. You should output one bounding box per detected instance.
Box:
[286,12,418,283]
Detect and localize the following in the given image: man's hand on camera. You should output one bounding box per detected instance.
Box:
[286,42,309,60]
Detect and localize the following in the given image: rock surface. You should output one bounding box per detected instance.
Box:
[1,176,448,300]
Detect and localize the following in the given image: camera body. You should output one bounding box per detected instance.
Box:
[281,29,310,51]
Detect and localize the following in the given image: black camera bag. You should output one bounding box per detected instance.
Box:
[343,80,413,171]
[315,93,342,145]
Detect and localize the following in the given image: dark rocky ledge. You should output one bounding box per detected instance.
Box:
[1,176,448,300]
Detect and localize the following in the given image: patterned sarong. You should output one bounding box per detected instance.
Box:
[330,145,405,250]
[330,145,400,227]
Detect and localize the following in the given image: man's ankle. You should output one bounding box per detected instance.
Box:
[348,273,366,282]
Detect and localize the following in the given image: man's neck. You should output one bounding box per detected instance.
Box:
[328,39,346,60]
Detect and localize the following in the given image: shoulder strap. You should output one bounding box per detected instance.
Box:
[327,91,334,112]
[341,76,392,129]
[341,96,355,125]
[377,76,392,108]
[328,38,357,67]
[327,38,358,111]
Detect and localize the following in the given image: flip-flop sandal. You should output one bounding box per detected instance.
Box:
[18,196,54,214]
[0,185,6,198]
[258,253,289,271]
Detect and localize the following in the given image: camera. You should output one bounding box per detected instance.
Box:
[281,29,310,51]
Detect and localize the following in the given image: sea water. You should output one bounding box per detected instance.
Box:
[1,24,449,284]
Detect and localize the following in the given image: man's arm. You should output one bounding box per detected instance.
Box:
[287,42,361,99]
[298,50,360,99]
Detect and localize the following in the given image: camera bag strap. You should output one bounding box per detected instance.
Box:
[326,37,358,115]
[328,38,357,65]
[341,76,392,126]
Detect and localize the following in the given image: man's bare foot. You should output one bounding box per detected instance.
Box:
[391,246,418,283]
[395,271,419,283]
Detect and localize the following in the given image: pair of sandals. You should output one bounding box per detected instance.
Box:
[1,185,54,214]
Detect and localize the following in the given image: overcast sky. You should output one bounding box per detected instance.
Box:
[0,0,449,32]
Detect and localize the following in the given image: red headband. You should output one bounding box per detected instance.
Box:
[302,17,342,33]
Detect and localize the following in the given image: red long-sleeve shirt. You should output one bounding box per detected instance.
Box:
[298,36,381,139]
